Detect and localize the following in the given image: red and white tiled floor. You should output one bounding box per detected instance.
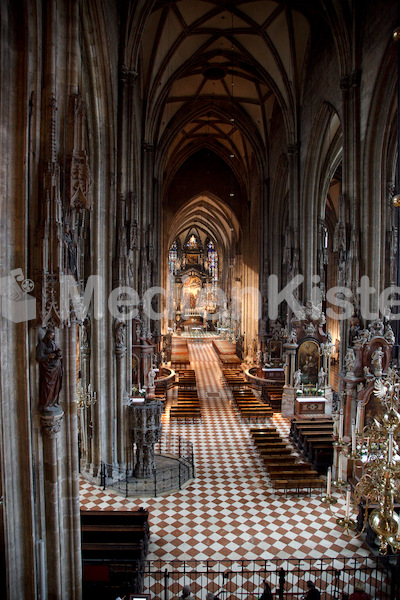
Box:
[79,341,371,561]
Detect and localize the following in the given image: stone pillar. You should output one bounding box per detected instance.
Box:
[344,376,358,437]
[115,320,128,467]
[40,407,64,600]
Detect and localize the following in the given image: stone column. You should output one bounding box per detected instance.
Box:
[115,320,127,468]
[281,341,298,417]
[40,408,64,600]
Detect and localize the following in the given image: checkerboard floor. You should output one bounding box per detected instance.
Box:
[80,341,371,561]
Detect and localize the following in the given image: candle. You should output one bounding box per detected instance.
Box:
[345,490,351,519]
[388,432,394,464]
[327,467,332,496]
[339,408,344,442]
[356,403,361,433]
[338,454,343,482]
[352,421,356,455]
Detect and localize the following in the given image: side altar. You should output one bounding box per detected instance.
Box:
[280,303,333,417]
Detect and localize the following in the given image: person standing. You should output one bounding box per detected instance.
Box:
[180,584,194,600]
[258,579,273,600]
[349,582,370,600]
[303,580,321,600]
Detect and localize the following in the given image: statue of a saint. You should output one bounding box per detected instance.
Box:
[293,369,302,388]
[257,349,263,365]
[64,225,78,279]
[82,316,91,348]
[371,346,384,374]
[318,367,326,388]
[36,329,63,410]
[114,320,126,348]
[147,364,157,388]
[344,348,356,374]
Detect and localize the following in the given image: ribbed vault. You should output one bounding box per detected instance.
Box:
[165,194,241,269]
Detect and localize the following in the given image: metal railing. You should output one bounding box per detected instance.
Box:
[142,557,399,600]
[83,556,400,600]
[100,434,195,497]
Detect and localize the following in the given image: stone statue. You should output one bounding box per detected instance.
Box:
[288,328,297,344]
[147,364,156,388]
[369,318,384,337]
[36,329,63,410]
[384,324,395,346]
[114,320,126,348]
[82,316,91,348]
[257,349,263,365]
[293,369,302,388]
[363,365,371,377]
[371,346,384,375]
[344,348,356,374]
[64,224,78,279]
[318,367,326,388]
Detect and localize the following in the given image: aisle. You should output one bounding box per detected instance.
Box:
[80,341,369,561]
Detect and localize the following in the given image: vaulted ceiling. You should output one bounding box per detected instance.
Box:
[138,0,318,179]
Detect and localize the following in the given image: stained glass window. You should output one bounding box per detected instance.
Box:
[169,241,178,276]
[207,240,218,285]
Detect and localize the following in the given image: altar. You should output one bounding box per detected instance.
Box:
[296,396,327,415]
[260,367,285,381]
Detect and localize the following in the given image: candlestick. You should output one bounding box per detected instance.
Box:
[356,402,361,433]
[338,454,343,482]
[352,421,356,455]
[327,467,332,496]
[345,490,351,519]
[339,408,344,442]
[388,432,394,464]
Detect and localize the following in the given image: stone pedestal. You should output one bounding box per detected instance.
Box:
[130,391,162,478]
[281,385,296,417]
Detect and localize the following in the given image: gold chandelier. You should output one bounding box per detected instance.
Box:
[328,368,400,555]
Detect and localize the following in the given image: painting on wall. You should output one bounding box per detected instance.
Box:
[269,340,282,359]
[297,339,320,384]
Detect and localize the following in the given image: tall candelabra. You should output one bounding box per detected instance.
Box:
[76,381,97,468]
[76,381,97,408]
[329,369,400,554]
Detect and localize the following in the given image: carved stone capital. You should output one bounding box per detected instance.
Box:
[287,142,300,156]
[119,65,138,86]
[340,70,361,90]
[40,407,64,438]
[142,141,154,153]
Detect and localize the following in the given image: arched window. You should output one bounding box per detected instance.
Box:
[207,240,218,285]
[169,241,178,276]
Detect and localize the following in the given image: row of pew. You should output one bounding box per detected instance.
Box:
[171,338,190,369]
[250,426,324,494]
[212,339,242,368]
[261,381,284,412]
[169,369,202,420]
[290,417,334,474]
[231,388,273,421]
[222,368,247,388]
[81,509,149,596]
[222,369,273,421]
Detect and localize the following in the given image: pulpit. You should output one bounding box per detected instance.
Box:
[130,397,162,478]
